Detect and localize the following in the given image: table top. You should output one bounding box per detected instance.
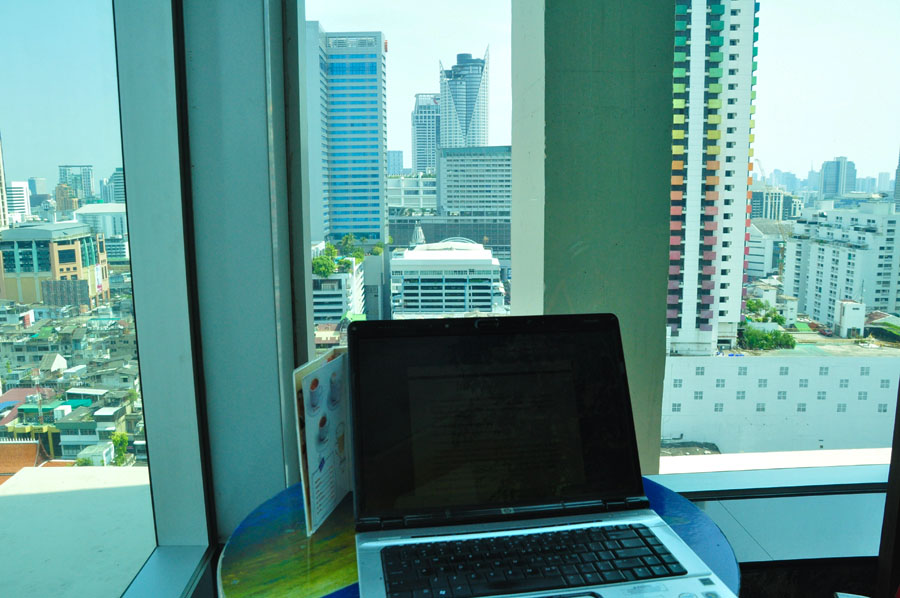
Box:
[218,478,739,597]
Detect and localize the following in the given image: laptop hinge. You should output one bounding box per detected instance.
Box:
[357,517,406,531]
[626,496,651,510]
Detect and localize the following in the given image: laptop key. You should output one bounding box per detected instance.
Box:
[450,582,472,598]
[667,563,687,575]
[564,573,585,586]
[601,570,625,583]
[614,547,652,559]
[650,565,670,577]
[582,571,603,585]
[411,589,433,598]
[633,566,652,579]
[620,538,646,549]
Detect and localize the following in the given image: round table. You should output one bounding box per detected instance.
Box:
[218,478,739,597]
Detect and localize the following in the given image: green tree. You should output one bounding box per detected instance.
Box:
[371,245,383,256]
[739,327,796,350]
[126,388,139,404]
[323,243,339,259]
[351,247,365,264]
[75,457,92,467]
[339,233,357,256]
[111,431,129,466]
[337,258,354,273]
[312,255,335,278]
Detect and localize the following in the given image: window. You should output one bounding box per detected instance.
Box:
[840,379,849,388]
[777,391,787,400]
[758,378,767,388]
[797,403,807,413]
[694,391,704,400]
[779,366,789,376]
[696,366,705,376]
[882,379,891,389]
[672,403,682,413]
[756,403,766,412]
[819,366,829,376]
[818,391,827,401]
[837,403,847,413]
[736,390,746,400]
[673,378,683,388]
[859,391,868,401]
[879,404,889,413]
[860,366,870,376]
[714,403,724,412]
[737,366,747,376]
[716,378,725,388]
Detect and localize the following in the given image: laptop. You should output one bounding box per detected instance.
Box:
[348,314,736,598]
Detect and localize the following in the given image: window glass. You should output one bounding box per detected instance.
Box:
[0,1,154,595]
[306,0,512,351]
[662,0,900,472]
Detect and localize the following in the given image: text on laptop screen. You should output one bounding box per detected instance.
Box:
[352,317,644,521]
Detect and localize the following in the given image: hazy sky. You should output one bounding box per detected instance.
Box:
[1,1,897,186]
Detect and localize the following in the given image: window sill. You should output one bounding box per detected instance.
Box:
[649,463,887,563]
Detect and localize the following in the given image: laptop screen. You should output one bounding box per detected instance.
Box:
[349,314,644,524]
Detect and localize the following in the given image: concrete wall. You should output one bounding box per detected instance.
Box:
[663,354,900,452]
[513,1,674,473]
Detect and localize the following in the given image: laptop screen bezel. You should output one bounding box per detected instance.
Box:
[348,313,645,527]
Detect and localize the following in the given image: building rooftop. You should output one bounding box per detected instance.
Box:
[751,219,794,237]
[75,203,127,215]
[0,221,93,241]
[395,241,498,264]
[0,441,49,486]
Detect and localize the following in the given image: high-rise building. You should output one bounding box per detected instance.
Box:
[855,176,876,194]
[54,183,79,212]
[750,187,788,221]
[0,133,9,230]
[819,156,856,199]
[5,181,31,222]
[386,150,404,176]
[58,165,95,199]
[108,168,125,204]
[305,23,387,244]
[784,201,899,325]
[27,177,47,196]
[437,145,510,216]
[666,0,759,355]
[411,93,440,173]
[894,149,900,201]
[439,50,489,149]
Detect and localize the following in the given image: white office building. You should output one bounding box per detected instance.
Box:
[76,203,127,238]
[667,0,758,355]
[305,23,387,244]
[437,146,511,216]
[662,348,900,453]
[784,201,899,327]
[5,181,31,223]
[0,134,9,230]
[108,167,125,204]
[439,51,489,149]
[411,93,440,174]
[746,219,792,280]
[390,240,505,316]
[312,258,365,323]
[386,174,438,211]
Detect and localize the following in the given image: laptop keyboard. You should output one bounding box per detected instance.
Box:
[381,523,688,598]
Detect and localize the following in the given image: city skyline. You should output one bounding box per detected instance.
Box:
[1,1,898,183]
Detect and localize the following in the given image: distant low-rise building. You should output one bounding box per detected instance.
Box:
[391,239,505,316]
[0,222,109,308]
[312,258,365,323]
